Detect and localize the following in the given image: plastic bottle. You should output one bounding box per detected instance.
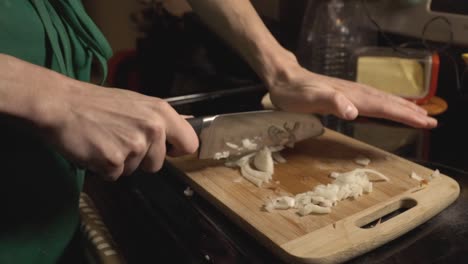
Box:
[297,0,375,80]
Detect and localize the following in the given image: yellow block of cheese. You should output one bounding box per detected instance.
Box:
[357,56,425,97]
[462,53,468,65]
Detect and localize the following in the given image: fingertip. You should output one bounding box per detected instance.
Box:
[427,117,438,128]
[332,92,358,120]
[344,105,359,120]
[413,116,437,129]
[167,136,199,157]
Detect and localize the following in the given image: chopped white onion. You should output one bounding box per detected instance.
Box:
[272,152,287,164]
[268,146,285,152]
[239,166,264,187]
[297,203,331,216]
[266,168,388,216]
[409,169,441,184]
[226,145,287,187]
[348,169,390,182]
[264,196,296,211]
[213,151,230,160]
[242,138,258,151]
[238,159,269,187]
[410,171,423,182]
[225,142,240,150]
[224,143,390,217]
[183,187,194,197]
[253,147,274,174]
[354,156,371,166]
[430,169,440,180]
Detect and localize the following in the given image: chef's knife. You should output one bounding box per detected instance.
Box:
[185,110,324,159]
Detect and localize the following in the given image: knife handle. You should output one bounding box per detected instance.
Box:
[166,117,204,154]
[186,117,204,137]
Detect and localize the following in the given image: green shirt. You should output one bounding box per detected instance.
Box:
[0,0,112,263]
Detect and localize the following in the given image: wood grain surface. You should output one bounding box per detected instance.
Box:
[168,129,459,263]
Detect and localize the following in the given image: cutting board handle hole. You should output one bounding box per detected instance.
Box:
[356,198,417,229]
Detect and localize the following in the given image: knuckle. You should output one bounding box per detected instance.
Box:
[160,99,172,110]
[103,151,125,178]
[330,90,342,103]
[147,121,165,139]
[109,151,125,166]
[130,134,147,154]
[154,98,172,112]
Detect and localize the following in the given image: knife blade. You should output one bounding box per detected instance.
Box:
[186,110,324,159]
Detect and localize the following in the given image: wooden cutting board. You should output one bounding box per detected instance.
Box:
[167,128,459,263]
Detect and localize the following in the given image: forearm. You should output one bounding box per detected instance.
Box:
[186,1,437,128]
[186,0,300,87]
[0,53,74,128]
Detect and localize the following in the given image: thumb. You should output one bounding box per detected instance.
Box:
[333,93,358,120]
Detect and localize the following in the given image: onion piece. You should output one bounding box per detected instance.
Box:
[183,187,194,197]
[430,169,440,180]
[238,157,270,182]
[318,199,334,208]
[264,196,295,212]
[329,172,340,179]
[224,152,255,168]
[354,156,371,166]
[410,171,423,182]
[354,169,390,182]
[225,142,240,150]
[213,151,230,160]
[268,146,285,152]
[363,182,373,193]
[274,196,295,209]
[313,184,340,202]
[298,203,331,216]
[253,147,274,174]
[242,138,258,151]
[240,164,272,183]
[272,152,287,164]
[239,165,264,187]
[226,145,287,187]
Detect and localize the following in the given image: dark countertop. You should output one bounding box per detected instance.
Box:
[84,87,468,264]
